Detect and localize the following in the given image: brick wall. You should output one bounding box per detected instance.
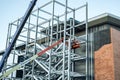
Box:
[94,27,120,80]
[94,43,115,80]
[111,28,120,80]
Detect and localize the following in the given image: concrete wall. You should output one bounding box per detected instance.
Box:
[93,29,111,51]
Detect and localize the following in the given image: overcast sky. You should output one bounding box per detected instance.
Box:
[0,0,120,51]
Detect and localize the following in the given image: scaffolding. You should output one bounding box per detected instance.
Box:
[0,0,91,80]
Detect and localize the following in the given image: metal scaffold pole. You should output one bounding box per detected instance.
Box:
[31,8,39,80]
[48,0,55,79]
[62,0,68,79]
[72,9,75,74]
[68,39,71,80]
[86,2,89,80]
[23,17,31,80]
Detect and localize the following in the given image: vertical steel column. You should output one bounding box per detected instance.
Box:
[2,23,12,80]
[45,28,48,45]
[71,9,75,75]
[60,25,62,39]
[57,16,59,40]
[11,46,16,79]
[5,24,11,50]
[8,23,12,45]
[48,20,51,46]
[90,33,93,80]
[3,24,10,70]
[49,0,55,79]
[31,9,39,80]
[73,9,75,39]
[68,18,73,80]
[68,38,71,80]
[23,17,31,80]
[62,0,67,79]
[85,2,89,80]
[69,18,72,40]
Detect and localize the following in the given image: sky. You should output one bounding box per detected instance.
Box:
[0,0,120,51]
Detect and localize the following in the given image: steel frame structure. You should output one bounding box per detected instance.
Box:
[1,0,91,80]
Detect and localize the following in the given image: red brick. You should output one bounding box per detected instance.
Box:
[95,43,114,80]
[111,28,120,80]
[95,28,120,80]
